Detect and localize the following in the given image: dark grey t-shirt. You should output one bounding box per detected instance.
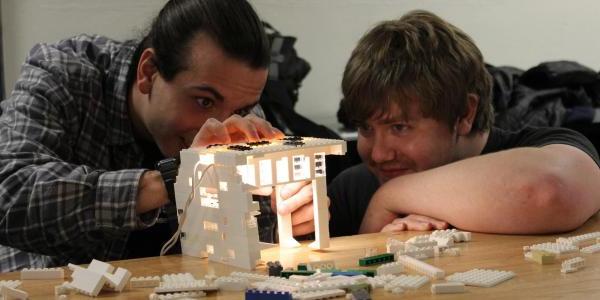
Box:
[328,126,600,237]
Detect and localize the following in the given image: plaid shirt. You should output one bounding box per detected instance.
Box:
[0,34,276,272]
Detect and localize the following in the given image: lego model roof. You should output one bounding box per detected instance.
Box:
[182,137,346,164]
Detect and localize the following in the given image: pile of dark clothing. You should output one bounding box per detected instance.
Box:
[489,61,600,131]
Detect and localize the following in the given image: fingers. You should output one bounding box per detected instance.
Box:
[279,181,311,200]
[292,220,315,236]
[381,222,407,233]
[250,186,273,196]
[190,114,284,148]
[290,203,314,226]
[190,118,231,148]
[408,214,449,230]
[245,114,285,140]
[277,183,313,215]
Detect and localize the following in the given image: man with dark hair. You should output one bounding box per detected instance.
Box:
[0,0,317,272]
[329,10,600,237]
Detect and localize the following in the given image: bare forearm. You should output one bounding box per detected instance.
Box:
[361,146,600,234]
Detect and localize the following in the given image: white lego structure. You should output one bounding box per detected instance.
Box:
[174,137,346,269]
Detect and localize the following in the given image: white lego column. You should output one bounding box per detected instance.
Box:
[309,176,330,249]
[276,185,301,248]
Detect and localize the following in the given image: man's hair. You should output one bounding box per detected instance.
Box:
[128,0,269,84]
[341,10,493,133]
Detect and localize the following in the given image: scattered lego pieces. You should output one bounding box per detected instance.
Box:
[556,232,600,247]
[383,274,429,290]
[524,242,578,255]
[376,262,404,276]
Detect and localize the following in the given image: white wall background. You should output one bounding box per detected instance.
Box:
[3,0,600,124]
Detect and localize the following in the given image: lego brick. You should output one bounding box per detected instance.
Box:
[309,177,331,250]
[20,267,64,280]
[395,255,444,279]
[446,269,515,287]
[292,288,346,300]
[0,285,28,300]
[69,268,106,297]
[556,231,600,247]
[103,267,132,292]
[396,246,435,260]
[524,250,556,265]
[87,259,115,274]
[580,243,600,254]
[343,270,376,277]
[0,281,21,289]
[297,263,309,271]
[230,271,271,282]
[130,276,161,288]
[280,270,316,279]
[306,260,336,271]
[561,257,585,274]
[376,262,404,276]
[155,280,218,294]
[386,238,405,254]
[431,282,466,294]
[245,289,292,300]
[383,274,429,290]
[149,291,207,299]
[524,242,578,255]
[214,276,249,291]
[358,253,394,266]
[268,261,284,277]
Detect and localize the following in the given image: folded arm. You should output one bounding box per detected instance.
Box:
[360,144,600,234]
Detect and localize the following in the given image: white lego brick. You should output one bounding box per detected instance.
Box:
[406,235,431,244]
[446,269,515,287]
[384,274,429,290]
[292,288,346,300]
[580,243,600,254]
[441,247,461,257]
[155,280,218,294]
[561,257,585,273]
[20,267,64,280]
[309,175,331,250]
[54,282,71,296]
[130,276,161,288]
[431,282,466,294]
[103,267,132,292]
[396,255,445,279]
[69,268,107,297]
[214,276,249,291]
[526,242,578,255]
[149,291,207,299]
[386,238,405,254]
[229,271,270,282]
[376,262,404,276]
[454,231,472,242]
[397,246,435,260]
[430,236,454,247]
[0,285,28,300]
[161,273,196,284]
[305,260,336,271]
[556,231,600,247]
[87,259,115,274]
[0,281,21,289]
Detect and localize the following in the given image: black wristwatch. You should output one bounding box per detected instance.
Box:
[155,157,180,203]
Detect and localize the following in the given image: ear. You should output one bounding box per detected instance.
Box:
[456,93,479,136]
[136,48,158,95]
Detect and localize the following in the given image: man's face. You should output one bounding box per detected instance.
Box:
[141,34,268,157]
[357,101,460,183]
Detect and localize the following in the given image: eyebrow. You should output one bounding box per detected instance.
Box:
[190,85,225,102]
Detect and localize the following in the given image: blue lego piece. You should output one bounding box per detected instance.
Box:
[245,289,292,300]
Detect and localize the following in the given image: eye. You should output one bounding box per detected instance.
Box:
[391,123,410,134]
[196,98,215,109]
[357,123,374,137]
[234,107,252,117]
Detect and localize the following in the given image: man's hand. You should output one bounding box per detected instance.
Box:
[272,181,323,236]
[136,170,169,214]
[191,114,284,147]
[380,214,448,232]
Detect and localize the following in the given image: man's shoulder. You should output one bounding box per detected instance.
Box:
[25,34,137,72]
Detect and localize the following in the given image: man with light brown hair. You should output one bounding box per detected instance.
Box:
[328,10,600,236]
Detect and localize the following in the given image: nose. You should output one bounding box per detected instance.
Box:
[370,134,396,163]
